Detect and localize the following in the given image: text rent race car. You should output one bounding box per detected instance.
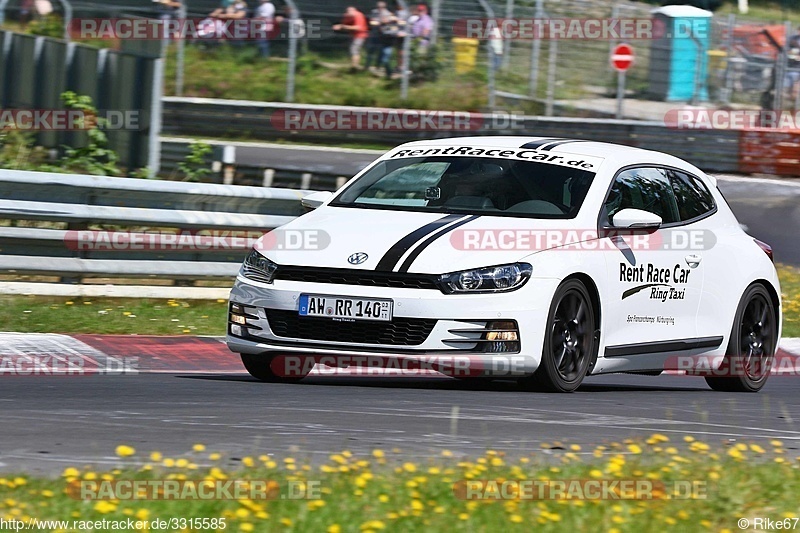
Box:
[227,137,781,392]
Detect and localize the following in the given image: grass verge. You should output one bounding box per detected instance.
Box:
[0,297,229,336]
[1,264,799,337]
[0,437,798,531]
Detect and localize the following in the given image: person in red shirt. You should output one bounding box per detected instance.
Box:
[334,6,369,69]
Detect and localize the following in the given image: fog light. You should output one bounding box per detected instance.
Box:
[486,331,518,341]
[231,314,247,325]
[482,320,520,353]
[230,324,243,336]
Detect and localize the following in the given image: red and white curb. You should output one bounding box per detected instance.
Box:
[0,333,798,377]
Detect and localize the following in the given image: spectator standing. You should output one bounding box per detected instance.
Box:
[365,1,393,71]
[255,0,275,57]
[378,13,403,78]
[334,7,369,70]
[488,25,502,71]
[411,3,433,50]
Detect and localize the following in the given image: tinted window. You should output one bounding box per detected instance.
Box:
[333,156,595,219]
[666,170,716,221]
[604,167,680,224]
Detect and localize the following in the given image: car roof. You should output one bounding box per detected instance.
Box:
[395,136,685,164]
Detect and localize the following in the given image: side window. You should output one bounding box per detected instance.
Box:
[666,170,716,222]
[604,167,680,224]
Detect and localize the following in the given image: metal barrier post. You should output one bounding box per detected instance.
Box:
[475,0,495,109]
[400,30,411,100]
[148,56,165,177]
[175,2,187,96]
[545,39,557,116]
[502,0,512,70]
[430,0,440,46]
[772,21,791,112]
[719,13,735,104]
[527,0,543,97]
[285,0,299,102]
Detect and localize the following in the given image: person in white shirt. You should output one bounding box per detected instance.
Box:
[255,0,275,57]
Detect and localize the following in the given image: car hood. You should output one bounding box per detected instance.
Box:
[253,206,592,274]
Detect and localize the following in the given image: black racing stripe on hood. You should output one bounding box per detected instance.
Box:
[375,214,468,272]
[397,215,480,273]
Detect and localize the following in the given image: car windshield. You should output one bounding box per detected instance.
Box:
[331,156,596,219]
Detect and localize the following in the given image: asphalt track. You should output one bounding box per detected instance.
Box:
[1,335,799,475]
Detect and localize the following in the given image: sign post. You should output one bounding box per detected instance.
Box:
[611,43,634,119]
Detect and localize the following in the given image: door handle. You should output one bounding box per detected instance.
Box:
[685,254,702,268]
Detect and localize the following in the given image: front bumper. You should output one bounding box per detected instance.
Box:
[225,274,560,377]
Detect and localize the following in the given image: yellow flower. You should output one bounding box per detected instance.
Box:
[372,450,385,459]
[115,445,135,457]
[239,524,254,532]
[442,450,453,457]
[209,453,221,461]
[727,448,744,460]
[192,444,206,452]
[175,458,189,468]
[627,444,642,454]
[163,458,175,468]
[378,494,390,503]
[136,509,150,521]
[458,513,469,520]
[94,501,117,514]
[62,467,79,478]
[280,518,292,527]
[402,463,417,473]
[589,469,603,478]
[327,526,341,533]
[510,515,523,523]
[750,444,765,453]
[242,457,255,467]
[149,452,162,462]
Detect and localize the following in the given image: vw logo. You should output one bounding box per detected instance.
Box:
[347,252,369,265]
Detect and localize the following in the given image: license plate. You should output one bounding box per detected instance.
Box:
[298,294,393,322]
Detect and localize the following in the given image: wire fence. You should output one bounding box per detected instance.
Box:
[5,0,800,121]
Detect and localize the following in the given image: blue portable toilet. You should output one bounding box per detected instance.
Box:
[647,5,712,102]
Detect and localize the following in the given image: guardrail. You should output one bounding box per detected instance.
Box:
[162,97,800,177]
[159,138,364,190]
[0,169,315,296]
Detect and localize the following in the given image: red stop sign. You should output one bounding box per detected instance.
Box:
[611,43,634,72]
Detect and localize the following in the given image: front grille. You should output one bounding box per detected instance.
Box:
[274,266,439,290]
[265,309,437,345]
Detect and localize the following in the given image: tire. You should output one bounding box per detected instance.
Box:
[705,284,777,393]
[519,279,596,392]
[240,353,309,383]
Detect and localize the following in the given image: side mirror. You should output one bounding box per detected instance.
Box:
[301,191,333,210]
[611,208,662,229]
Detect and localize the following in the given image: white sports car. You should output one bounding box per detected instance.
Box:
[227,137,781,392]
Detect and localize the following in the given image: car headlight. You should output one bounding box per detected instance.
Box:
[437,263,532,294]
[241,249,278,284]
